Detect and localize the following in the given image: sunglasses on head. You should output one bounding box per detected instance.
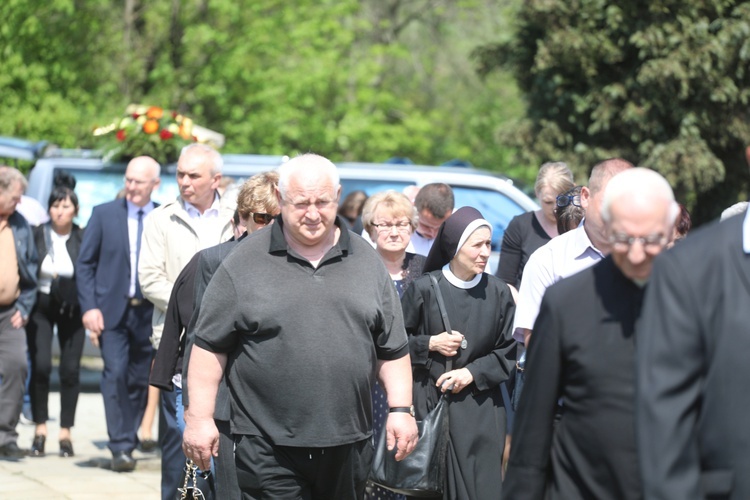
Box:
[251,212,274,225]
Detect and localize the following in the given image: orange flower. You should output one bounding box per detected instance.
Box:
[143,119,159,134]
[146,106,164,119]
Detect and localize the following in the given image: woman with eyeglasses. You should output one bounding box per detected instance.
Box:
[496,162,575,293]
[361,190,425,500]
[362,191,426,298]
[26,171,85,458]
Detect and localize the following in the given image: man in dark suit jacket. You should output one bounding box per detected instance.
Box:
[76,156,160,472]
[504,168,679,500]
[637,148,750,500]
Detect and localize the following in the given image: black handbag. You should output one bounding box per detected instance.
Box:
[370,273,452,497]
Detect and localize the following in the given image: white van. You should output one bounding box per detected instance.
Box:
[5,136,537,271]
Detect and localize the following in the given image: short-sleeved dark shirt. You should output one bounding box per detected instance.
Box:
[194,216,409,447]
[496,210,551,289]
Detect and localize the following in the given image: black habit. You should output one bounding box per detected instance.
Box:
[402,270,515,500]
[504,256,644,500]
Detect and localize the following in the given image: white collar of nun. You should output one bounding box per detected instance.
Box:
[441,263,482,290]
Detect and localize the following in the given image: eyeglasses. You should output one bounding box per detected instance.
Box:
[609,233,667,254]
[556,194,581,208]
[372,221,411,233]
[123,177,152,186]
[251,212,274,225]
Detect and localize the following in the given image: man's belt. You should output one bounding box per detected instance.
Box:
[128,298,144,307]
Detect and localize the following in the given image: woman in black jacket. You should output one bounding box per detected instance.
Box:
[26,175,85,458]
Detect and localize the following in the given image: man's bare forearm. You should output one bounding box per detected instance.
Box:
[377,355,413,407]
[185,346,227,419]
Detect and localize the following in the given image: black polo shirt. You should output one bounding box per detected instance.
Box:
[194,216,409,447]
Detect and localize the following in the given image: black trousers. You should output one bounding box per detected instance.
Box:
[235,434,372,500]
[26,292,85,428]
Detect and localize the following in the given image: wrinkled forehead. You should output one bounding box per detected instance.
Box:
[608,195,673,231]
[285,174,338,199]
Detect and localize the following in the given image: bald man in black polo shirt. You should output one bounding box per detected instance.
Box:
[183,153,418,499]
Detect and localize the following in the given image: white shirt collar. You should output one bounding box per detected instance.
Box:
[743,208,750,254]
[183,192,221,219]
[126,200,155,217]
[441,263,482,289]
[574,220,605,259]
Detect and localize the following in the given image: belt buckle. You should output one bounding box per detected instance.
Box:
[129,298,143,307]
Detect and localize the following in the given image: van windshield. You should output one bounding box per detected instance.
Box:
[339,179,525,250]
[54,169,527,252]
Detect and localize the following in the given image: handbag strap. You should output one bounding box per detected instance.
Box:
[429,273,453,373]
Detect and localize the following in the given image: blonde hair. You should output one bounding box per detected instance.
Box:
[236,171,280,220]
[535,161,575,197]
[361,190,418,236]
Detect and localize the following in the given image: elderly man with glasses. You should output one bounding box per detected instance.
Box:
[504,168,680,500]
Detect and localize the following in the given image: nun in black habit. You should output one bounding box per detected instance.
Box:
[401,207,516,499]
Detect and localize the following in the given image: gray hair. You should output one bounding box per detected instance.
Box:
[0,166,27,193]
[277,154,340,199]
[589,158,634,195]
[179,143,223,174]
[601,167,680,224]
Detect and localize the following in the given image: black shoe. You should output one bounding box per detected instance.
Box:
[59,439,74,457]
[139,438,157,452]
[0,442,28,458]
[111,450,136,472]
[30,435,45,457]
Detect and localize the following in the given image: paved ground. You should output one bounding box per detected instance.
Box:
[0,362,162,499]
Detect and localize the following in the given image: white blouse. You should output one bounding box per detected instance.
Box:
[38,230,74,295]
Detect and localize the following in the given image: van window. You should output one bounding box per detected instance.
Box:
[340,180,413,198]
[57,168,180,226]
[341,179,525,251]
[451,186,524,250]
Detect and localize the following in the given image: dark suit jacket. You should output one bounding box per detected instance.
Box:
[637,212,750,500]
[181,232,248,418]
[504,256,644,500]
[76,199,155,329]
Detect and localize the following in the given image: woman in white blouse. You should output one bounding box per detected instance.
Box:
[26,175,85,458]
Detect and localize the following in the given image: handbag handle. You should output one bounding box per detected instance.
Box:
[429,273,453,373]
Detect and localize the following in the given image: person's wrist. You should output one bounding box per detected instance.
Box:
[389,405,415,418]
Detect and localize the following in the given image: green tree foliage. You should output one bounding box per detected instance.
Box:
[474,0,750,222]
[0,0,527,178]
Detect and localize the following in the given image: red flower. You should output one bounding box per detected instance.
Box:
[160,129,174,140]
[131,113,140,119]
[116,129,126,141]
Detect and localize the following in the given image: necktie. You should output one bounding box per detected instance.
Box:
[135,209,144,299]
